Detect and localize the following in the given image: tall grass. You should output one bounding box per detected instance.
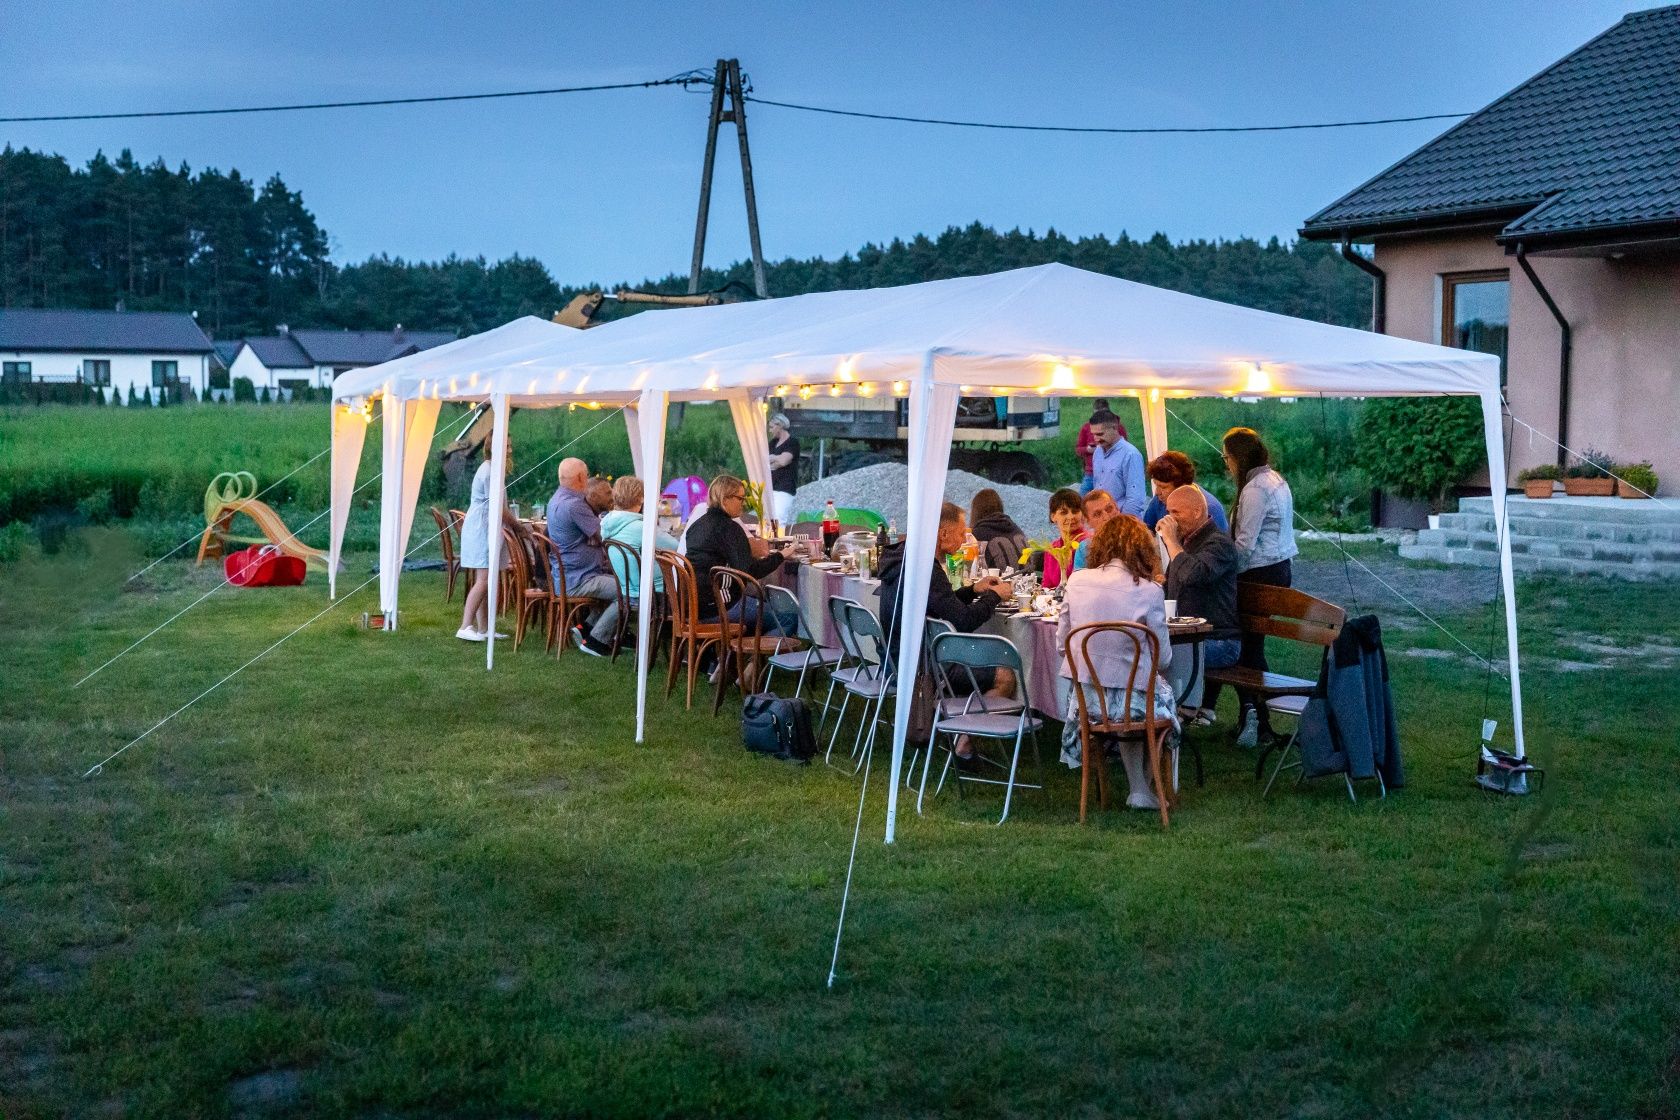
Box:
[1,395,1372,544]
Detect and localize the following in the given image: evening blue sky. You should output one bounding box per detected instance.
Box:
[1,1,1641,287]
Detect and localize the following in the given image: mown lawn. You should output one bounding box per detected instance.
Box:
[2,530,1677,1118]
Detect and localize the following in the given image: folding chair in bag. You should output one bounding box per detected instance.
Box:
[759,583,844,699]
[1064,621,1176,830]
[919,632,1044,824]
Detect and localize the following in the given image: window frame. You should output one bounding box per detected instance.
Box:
[1440,269,1511,384]
[2,360,33,384]
[151,359,179,387]
[83,358,112,386]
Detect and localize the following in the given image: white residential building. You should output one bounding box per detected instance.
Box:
[0,308,213,402]
[229,325,455,391]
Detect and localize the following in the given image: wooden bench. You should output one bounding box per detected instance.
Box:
[1204,584,1345,775]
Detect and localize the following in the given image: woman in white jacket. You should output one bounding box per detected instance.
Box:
[1056,514,1179,808]
[1219,426,1298,747]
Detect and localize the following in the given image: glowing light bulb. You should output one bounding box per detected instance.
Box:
[828,385,842,397]
[798,385,814,400]
[1245,363,1272,394]
[891,381,907,396]
[1049,363,1076,391]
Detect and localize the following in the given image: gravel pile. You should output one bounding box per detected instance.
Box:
[792,462,1054,540]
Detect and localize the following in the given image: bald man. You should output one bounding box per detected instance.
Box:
[545,457,621,656]
[1159,484,1241,720]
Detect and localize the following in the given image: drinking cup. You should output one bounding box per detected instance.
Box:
[1165,599,1179,619]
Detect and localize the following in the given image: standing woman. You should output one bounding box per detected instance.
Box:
[1222,427,1297,746]
[456,440,512,642]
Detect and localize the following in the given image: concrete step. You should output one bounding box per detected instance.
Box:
[1417,525,1680,562]
[1398,541,1680,580]
[1436,513,1679,543]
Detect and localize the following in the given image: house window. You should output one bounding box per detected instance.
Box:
[83,359,111,386]
[2,361,32,384]
[151,360,179,386]
[1442,271,1510,383]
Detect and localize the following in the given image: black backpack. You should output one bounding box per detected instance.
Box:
[742,694,817,763]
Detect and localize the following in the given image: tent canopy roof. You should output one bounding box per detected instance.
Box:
[337,264,1499,406]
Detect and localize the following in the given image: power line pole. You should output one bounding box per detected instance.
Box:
[688,58,769,298]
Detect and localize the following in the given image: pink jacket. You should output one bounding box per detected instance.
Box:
[1040,532,1089,590]
[1056,561,1172,686]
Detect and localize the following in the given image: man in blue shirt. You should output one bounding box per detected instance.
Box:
[545,456,622,656]
[1088,410,1147,519]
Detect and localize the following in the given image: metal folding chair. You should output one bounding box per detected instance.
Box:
[824,601,894,774]
[760,583,844,698]
[919,631,1044,824]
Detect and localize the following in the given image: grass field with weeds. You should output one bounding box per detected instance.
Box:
[3,529,1677,1117]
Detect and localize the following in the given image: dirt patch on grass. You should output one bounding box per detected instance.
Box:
[227,1067,307,1113]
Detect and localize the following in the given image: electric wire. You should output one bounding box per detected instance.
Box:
[745,95,1472,134]
[2,74,707,123]
[80,402,627,778]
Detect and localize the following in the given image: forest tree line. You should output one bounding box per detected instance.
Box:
[0,146,1375,340]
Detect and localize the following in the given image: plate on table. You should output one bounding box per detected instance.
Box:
[809,561,842,571]
[1169,616,1207,627]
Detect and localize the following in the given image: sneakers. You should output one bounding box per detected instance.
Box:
[1235,709,1259,749]
[570,625,610,658]
[456,627,486,642]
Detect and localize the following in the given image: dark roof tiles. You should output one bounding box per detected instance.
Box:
[242,335,312,369]
[287,328,455,366]
[1303,5,1680,244]
[0,308,213,353]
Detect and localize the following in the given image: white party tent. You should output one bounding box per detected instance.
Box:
[331,263,1523,842]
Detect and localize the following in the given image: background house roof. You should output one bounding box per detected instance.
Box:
[212,339,242,369]
[288,328,456,366]
[241,335,312,369]
[0,308,213,354]
[1302,5,1680,246]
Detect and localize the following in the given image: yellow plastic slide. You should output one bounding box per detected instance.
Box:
[196,472,329,568]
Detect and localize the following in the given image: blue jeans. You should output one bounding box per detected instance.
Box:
[1168,637,1241,709]
[713,598,798,637]
[1080,472,1095,495]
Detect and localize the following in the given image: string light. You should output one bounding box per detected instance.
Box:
[828,385,842,397]
[1244,362,1272,394]
[891,381,907,396]
[799,385,815,400]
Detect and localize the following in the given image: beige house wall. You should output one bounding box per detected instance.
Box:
[1375,233,1679,494]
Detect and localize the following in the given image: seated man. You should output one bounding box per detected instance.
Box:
[1158,484,1241,722]
[1071,488,1120,570]
[545,457,622,655]
[877,501,1016,760]
[1142,450,1228,533]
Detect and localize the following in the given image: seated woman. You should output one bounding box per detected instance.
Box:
[1039,487,1089,590]
[1055,514,1179,808]
[968,488,1028,572]
[683,473,796,634]
[573,476,683,656]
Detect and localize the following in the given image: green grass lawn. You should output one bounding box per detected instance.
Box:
[3,530,1677,1118]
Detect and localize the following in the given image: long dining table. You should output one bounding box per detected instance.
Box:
[776,558,1211,722]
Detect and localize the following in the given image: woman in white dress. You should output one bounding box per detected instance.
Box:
[456,441,512,641]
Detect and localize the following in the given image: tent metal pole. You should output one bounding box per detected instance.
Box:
[1481,390,1526,758]
[484,394,510,671]
[634,390,669,743]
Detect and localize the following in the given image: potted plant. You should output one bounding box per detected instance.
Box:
[1617,462,1658,499]
[1563,448,1617,497]
[1517,464,1560,499]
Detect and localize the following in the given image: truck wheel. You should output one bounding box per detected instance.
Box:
[835,449,899,474]
[951,449,1045,486]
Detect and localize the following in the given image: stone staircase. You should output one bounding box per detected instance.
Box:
[1400,494,1680,580]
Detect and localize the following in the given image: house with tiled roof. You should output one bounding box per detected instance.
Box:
[228,325,456,393]
[0,308,214,402]
[1301,3,1680,492]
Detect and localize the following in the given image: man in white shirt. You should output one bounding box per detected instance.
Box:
[1088,410,1147,519]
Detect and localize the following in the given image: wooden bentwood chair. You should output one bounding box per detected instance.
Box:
[542,536,611,659]
[1064,621,1176,830]
[654,550,726,709]
[430,506,461,602]
[709,566,803,714]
